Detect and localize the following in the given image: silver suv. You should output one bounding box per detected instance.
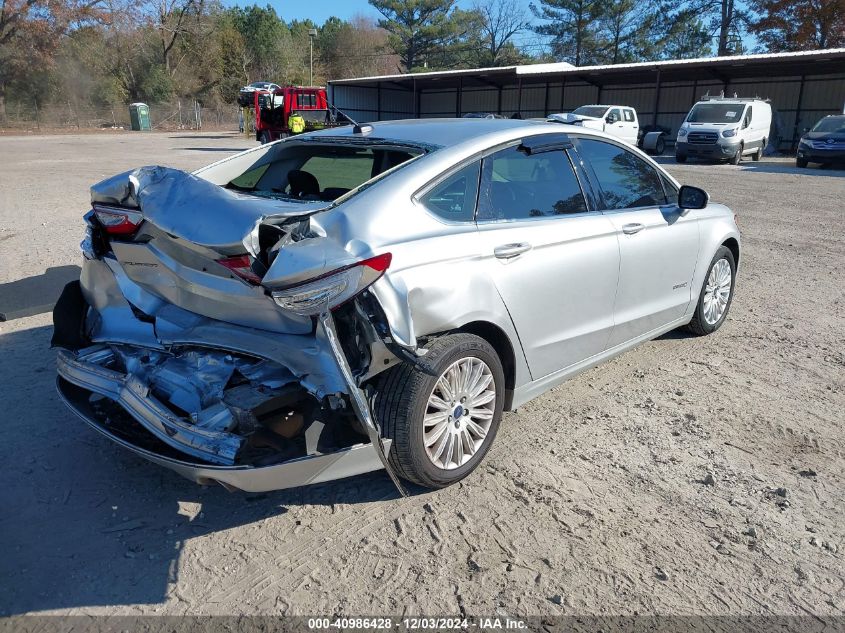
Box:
[53,119,740,493]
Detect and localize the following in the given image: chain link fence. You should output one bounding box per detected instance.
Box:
[1,100,241,132]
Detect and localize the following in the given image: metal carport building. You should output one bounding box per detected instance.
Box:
[328,49,845,151]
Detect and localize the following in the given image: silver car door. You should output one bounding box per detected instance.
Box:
[474,140,620,380]
[573,137,700,346]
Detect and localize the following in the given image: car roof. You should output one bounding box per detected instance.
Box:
[300,118,588,149]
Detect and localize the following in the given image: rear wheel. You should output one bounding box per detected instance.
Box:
[752,141,764,161]
[686,246,736,336]
[654,136,666,155]
[258,131,271,144]
[373,333,505,488]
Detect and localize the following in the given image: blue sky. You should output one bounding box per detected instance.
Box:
[223,0,502,25]
[223,0,755,55]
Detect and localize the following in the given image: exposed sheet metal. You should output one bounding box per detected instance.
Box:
[80,257,346,397]
[90,166,328,253]
[319,311,407,497]
[57,378,390,492]
[57,347,243,464]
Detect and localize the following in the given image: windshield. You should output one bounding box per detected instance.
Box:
[226,142,425,202]
[686,103,746,123]
[811,116,845,133]
[572,106,608,118]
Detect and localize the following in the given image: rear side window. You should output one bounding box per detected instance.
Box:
[477,146,587,221]
[227,145,421,202]
[623,109,635,122]
[421,162,480,222]
[301,150,375,191]
[576,138,667,209]
[297,93,317,108]
[743,106,752,128]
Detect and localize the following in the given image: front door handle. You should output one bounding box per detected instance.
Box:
[494,242,532,259]
[622,223,645,235]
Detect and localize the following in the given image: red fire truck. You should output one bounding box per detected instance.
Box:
[239,85,345,143]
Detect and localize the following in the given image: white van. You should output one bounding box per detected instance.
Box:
[676,96,772,164]
[548,105,639,146]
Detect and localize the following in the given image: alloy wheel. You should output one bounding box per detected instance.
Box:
[703,258,732,325]
[423,357,496,470]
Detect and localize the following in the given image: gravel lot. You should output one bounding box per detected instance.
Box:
[0,131,843,620]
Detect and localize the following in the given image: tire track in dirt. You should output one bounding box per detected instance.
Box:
[212,335,697,609]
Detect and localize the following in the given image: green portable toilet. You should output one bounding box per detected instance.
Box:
[129,103,151,131]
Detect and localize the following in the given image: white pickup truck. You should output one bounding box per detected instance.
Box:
[547,105,640,146]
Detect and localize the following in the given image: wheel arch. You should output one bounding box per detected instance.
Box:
[722,236,740,270]
[452,320,518,411]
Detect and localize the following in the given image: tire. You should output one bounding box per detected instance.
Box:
[675,153,687,163]
[752,140,764,161]
[258,131,271,144]
[655,136,666,155]
[372,333,505,488]
[686,246,736,336]
[730,143,743,165]
[796,157,808,168]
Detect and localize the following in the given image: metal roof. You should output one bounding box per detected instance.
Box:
[329,48,845,89]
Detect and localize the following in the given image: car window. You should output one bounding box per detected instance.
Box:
[300,150,377,191]
[227,145,421,202]
[297,93,317,108]
[623,109,635,123]
[421,162,480,222]
[572,106,608,118]
[743,106,752,128]
[576,138,668,209]
[477,146,587,221]
[686,103,744,123]
[661,174,679,203]
[608,109,622,123]
[811,116,845,133]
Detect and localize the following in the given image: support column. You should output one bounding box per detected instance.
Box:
[793,75,806,152]
[652,68,662,128]
[543,81,550,117]
[456,77,462,117]
[377,83,381,121]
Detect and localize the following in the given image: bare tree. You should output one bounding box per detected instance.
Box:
[139,0,204,74]
[474,0,529,65]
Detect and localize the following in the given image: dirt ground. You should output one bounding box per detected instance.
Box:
[0,131,843,620]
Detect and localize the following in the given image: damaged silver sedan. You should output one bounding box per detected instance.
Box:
[53,119,740,493]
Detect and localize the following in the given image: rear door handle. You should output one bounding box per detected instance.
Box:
[622,223,645,235]
[494,242,532,259]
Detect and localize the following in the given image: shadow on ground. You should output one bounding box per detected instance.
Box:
[654,156,845,178]
[0,265,80,321]
[168,134,241,140]
[175,147,252,152]
[0,324,406,615]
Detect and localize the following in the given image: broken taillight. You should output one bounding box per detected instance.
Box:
[217,254,263,285]
[93,204,144,235]
[270,253,392,316]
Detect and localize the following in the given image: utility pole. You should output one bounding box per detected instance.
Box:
[308,28,318,86]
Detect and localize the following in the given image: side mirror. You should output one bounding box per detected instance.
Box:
[679,185,709,210]
[606,116,615,124]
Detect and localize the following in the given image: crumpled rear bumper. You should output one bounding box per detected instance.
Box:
[56,367,390,493]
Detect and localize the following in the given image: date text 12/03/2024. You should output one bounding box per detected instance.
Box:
[307,617,529,630]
